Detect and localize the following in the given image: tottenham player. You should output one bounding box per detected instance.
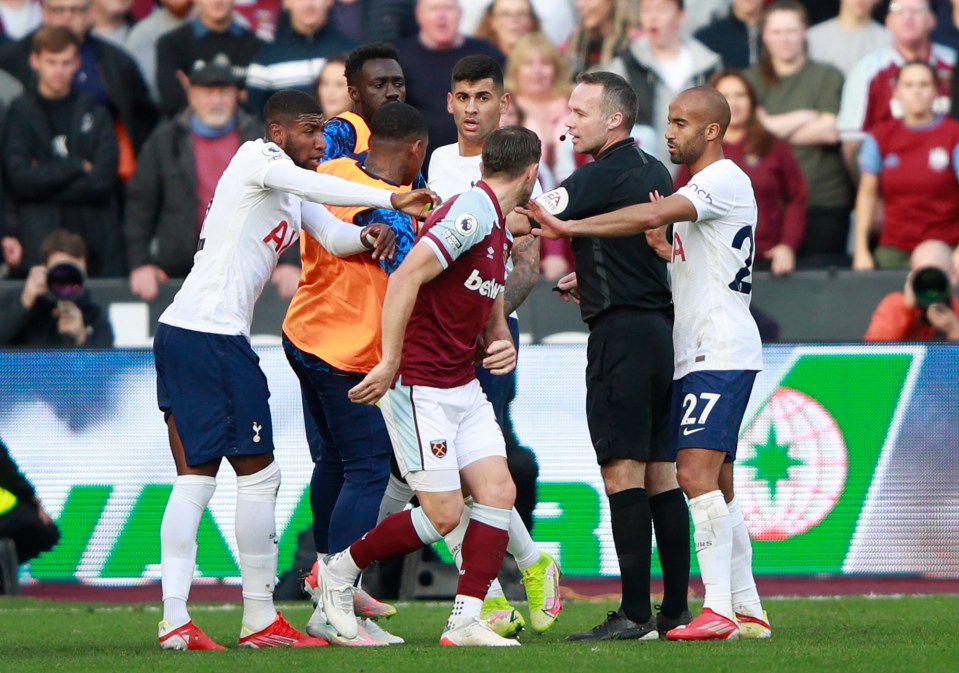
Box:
[153,89,438,651]
[377,54,561,638]
[523,86,771,641]
[314,126,542,647]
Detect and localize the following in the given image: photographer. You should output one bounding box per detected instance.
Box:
[0,229,113,348]
[865,240,959,341]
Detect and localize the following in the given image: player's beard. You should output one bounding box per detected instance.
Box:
[669,131,707,165]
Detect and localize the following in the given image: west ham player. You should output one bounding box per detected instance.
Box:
[524,87,771,641]
[315,126,542,647]
[378,54,560,639]
[153,89,438,651]
[285,102,429,646]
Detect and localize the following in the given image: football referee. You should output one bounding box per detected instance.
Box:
[535,71,691,641]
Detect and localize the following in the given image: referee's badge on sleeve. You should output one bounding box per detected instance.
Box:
[537,187,569,215]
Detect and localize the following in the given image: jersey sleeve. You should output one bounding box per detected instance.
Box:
[300,202,368,256]
[533,167,596,220]
[675,164,735,223]
[261,155,394,210]
[353,207,417,275]
[858,133,882,175]
[321,118,358,162]
[420,193,492,269]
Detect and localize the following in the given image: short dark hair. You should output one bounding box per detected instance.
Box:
[369,101,428,141]
[451,55,504,91]
[344,42,401,86]
[896,59,937,84]
[576,71,638,130]
[264,89,323,125]
[32,25,80,55]
[41,229,86,264]
[481,126,541,179]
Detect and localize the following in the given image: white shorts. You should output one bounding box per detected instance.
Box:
[379,378,506,493]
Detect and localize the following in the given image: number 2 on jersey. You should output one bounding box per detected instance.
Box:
[728,225,754,294]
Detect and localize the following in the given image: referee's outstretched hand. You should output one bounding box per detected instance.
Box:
[391,188,442,219]
[516,199,570,240]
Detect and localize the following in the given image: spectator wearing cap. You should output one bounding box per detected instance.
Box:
[155,0,265,118]
[124,56,264,300]
[245,0,356,118]
[2,26,123,278]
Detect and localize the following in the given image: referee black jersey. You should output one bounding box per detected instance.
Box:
[542,138,673,324]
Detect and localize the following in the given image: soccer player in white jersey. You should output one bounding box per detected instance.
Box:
[314,126,542,647]
[375,54,561,638]
[524,86,771,641]
[153,89,439,651]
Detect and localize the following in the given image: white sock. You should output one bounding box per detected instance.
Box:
[507,508,540,570]
[160,475,216,628]
[444,503,506,600]
[446,594,483,631]
[327,548,362,584]
[377,474,414,524]
[236,462,281,633]
[727,497,764,619]
[688,490,733,620]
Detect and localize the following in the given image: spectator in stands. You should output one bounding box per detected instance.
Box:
[682,0,732,36]
[362,0,418,42]
[460,0,573,47]
[0,435,61,592]
[933,0,959,49]
[694,0,763,70]
[838,0,955,176]
[853,60,959,269]
[506,31,575,189]
[125,57,262,301]
[0,0,41,41]
[808,0,890,76]
[864,239,959,340]
[0,229,114,346]
[90,0,133,46]
[315,52,351,116]
[0,0,158,168]
[155,0,264,118]
[744,0,852,268]
[3,26,122,277]
[605,0,721,173]
[676,70,807,275]
[245,0,356,117]
[397,0,503,167]
[563,0,633,78]
[125,0,193,102]
[474,0,538,55]
[232,0,281,41]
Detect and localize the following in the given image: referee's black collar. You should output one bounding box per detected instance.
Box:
[596,138,637,161]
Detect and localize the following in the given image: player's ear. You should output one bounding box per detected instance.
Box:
[266,121,285,147]
[500,91,511,116]
[446,91,453,115]
[704,121,721,141]
[348,85,360,104]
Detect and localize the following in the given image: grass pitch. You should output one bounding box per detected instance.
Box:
[1,595,956,673]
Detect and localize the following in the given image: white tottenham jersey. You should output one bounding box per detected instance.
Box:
[671,159,763,378]
[160,139,394,337]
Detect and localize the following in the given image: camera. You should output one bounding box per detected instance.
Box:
[46,261,85,301]
[911,266,951,309]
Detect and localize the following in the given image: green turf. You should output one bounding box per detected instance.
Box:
[1,595,957,673]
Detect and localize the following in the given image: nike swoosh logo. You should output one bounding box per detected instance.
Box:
[682,427,705,436]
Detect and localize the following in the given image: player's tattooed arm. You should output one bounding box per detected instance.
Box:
[503,234,541,316]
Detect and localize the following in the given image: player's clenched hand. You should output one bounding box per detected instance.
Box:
[361,223,396,261]
[516,199,570,240]
[391,189,442,218]
[348,361,397,405]
[482,339,516,375]
[555,271,579,304]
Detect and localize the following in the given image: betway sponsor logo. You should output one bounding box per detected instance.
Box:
[464,269,504,298]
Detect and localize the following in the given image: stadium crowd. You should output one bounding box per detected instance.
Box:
[0,0,955,297]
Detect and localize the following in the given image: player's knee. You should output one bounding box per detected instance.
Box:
[676,463,710,499]
[421,498,465,535]
[474,478,516,510]
[236,461,281,501]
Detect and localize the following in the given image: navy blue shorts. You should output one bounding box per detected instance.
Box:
[669,370,757,461]
[154,323,275,466]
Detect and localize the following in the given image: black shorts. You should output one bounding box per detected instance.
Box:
[585,309,674,465]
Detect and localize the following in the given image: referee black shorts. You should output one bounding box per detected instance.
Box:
[585,309,674,465]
